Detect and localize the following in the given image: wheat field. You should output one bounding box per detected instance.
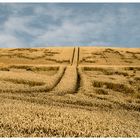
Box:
[0,47,140,137]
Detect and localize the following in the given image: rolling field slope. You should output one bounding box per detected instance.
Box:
[0,47,140,137]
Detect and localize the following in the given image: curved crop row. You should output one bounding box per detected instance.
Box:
[0,66,66,93]
[52,66,78,95]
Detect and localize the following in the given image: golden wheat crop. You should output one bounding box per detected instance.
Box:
[52,66,78,95]
[0,47,140,137]
[0,66,65,93]
[78,66,94,93]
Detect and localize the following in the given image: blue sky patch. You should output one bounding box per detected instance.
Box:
[0,3,140,48]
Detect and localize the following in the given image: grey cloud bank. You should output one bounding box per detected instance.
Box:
[0,3,140,48]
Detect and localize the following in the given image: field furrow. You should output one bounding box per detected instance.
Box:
[72,47,79,66]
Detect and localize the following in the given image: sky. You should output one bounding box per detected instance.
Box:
[0,3,140,48]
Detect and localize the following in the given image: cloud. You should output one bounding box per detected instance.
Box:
[34,4,74,21]
[4,16,31,33]
[0,33,25,48]
[0,3,140,48]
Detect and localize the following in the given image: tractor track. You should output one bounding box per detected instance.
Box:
[72,47,81,93]
[72,47,79,66]
[71,48,75,65]
[51,47,81,95]
[0,47,81,95]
